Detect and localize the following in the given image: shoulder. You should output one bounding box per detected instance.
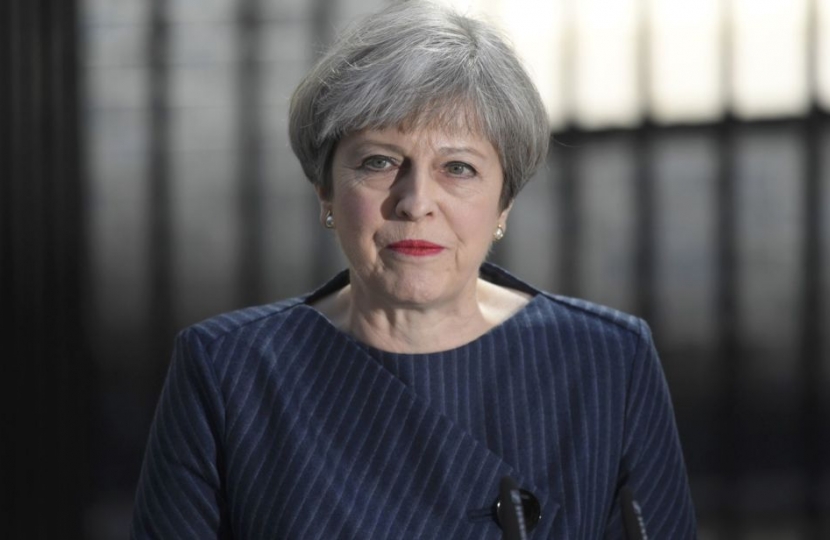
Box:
[182,297,301,342]
[181,269,351,349]
[535,292,648,339]
[169,297,338,397]
[176,296,323,368]
[523,293,653,371]
[482,262,650,349]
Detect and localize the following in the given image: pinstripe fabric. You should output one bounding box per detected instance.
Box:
[131,264,696,539]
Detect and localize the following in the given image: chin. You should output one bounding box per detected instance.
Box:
[355,261,470,308]
[386,285,443,307]
[380,273,450,307]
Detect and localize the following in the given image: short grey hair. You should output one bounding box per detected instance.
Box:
[288,1,549,209]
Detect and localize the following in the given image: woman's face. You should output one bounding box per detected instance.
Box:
[322,126,510,310]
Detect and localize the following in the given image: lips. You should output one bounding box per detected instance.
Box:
[386,239,445,256]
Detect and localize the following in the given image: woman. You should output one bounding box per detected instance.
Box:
[132,2,696,538]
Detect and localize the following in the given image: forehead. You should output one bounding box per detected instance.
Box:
[344,101,495,150]
[397,99,484,133]
[337,125,498,160]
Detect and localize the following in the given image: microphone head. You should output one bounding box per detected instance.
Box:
[498,476,529,540]
[620,486,648,540]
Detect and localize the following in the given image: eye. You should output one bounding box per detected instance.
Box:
[360,155,395,171]
[445,161,476,177]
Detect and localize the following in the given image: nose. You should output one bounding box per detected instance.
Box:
[393,165,436,220]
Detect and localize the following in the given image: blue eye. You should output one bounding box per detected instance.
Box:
[446,161,476,177]
[361,156,395,171]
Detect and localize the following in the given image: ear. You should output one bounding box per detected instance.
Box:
[316,185,332,226]
[498,200,514,224]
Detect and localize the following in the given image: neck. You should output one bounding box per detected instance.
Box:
[351,297,486,354]
[311,275,532,354]
[343,280,489,353]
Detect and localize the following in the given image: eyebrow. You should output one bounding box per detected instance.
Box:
[346,139,489,160]
[436,146,488,159]
[348,140,405,155]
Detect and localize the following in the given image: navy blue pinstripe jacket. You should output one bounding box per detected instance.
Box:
[132,264,696,539]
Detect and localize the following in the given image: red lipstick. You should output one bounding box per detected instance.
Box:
[386,239,445,256]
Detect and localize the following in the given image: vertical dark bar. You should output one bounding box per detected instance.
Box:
[0,18,10,517]
[714,116,740,536]
[634,0,656,323]
[2,0,89,536]
[148,0,174,386]
[633,128,656,323]
[555,131,580,297]
[715,1,740,534]
[3,2,35,536]
[1,3,18,518]
[237,0,265,306]
[801,2,823,536]
[800,109,823,540]
[51,0,91,534]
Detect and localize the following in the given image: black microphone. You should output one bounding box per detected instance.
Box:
[620,485,648,540]
[498,476,529,540]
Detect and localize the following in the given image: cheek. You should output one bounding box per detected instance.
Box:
[334,191,382,239]
[451,206,499,244]
[460,197,501,225]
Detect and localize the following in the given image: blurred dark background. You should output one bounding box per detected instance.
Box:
[3,0,829,538]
